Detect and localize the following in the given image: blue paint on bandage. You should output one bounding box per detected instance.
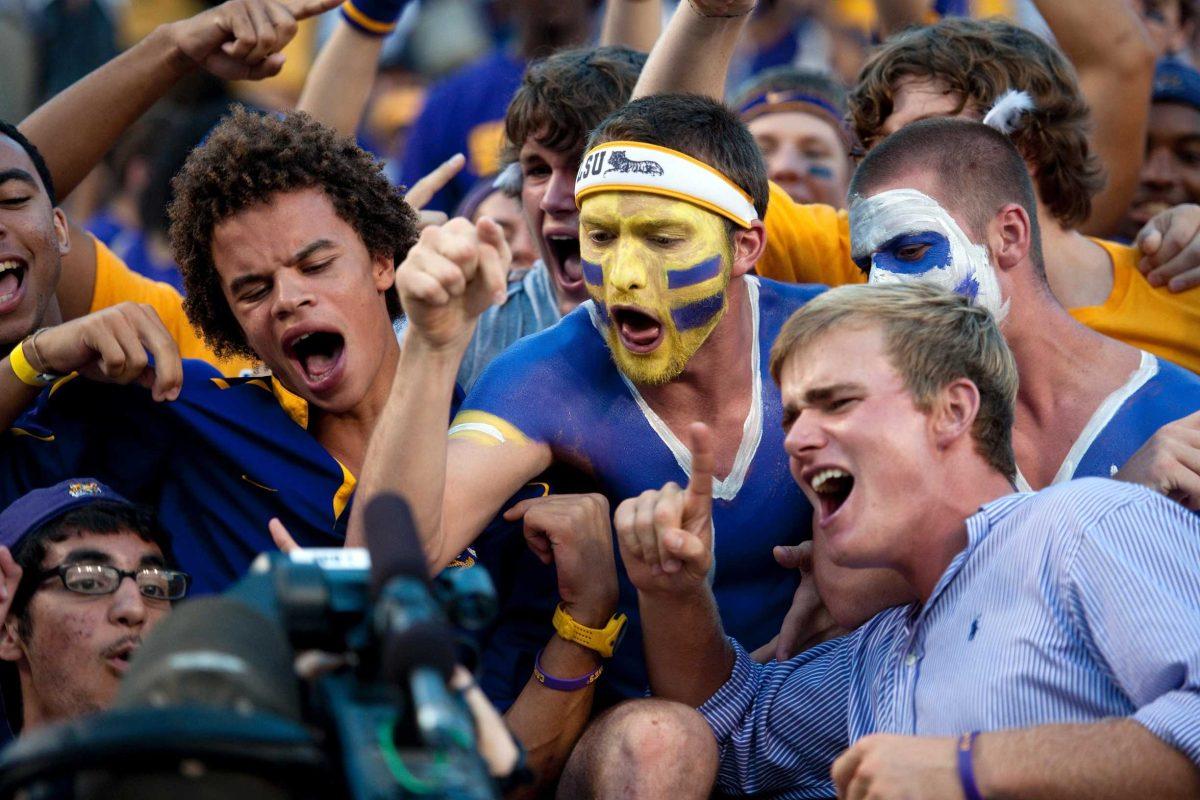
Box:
[582,259,604,286]
[871,231,951,276]
[667,255,723,289]
[953,273,981,300]
[671,293,725,330]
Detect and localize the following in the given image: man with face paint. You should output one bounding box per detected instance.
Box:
[361,94,825,709]
[816,117,1200,630]
[633,1,1200,375]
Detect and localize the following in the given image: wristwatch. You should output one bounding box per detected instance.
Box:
[552,602,627,658]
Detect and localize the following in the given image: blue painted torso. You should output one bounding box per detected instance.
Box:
[463,277,824,705]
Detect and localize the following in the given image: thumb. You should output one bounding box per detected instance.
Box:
[774,542,813,572]
[1137,221,1164,257]
[475,216,511,303]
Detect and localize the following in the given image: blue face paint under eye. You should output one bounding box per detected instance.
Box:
[870,231,952,276]
[581,259,604,286]
[667,255,723,289]
[806,163,836,180]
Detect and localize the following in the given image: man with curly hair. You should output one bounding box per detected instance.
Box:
[0,109,422,596]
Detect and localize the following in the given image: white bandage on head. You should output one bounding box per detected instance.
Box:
[574,141,759,228]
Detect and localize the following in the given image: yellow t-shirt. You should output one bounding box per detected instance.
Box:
[757,191,1200,374]
[757,183,865,287]
[1072,239,1200,374]
[89,238,256,376]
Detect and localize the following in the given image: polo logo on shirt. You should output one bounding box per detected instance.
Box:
[241,474,278,493]
[68,481,103,498]
[968,618,980,641]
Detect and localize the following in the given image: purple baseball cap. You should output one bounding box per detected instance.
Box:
[0,479,132,551]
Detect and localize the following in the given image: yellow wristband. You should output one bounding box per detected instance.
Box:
[8,339,51,387]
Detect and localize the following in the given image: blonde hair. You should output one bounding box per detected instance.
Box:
[770,283,1018,479]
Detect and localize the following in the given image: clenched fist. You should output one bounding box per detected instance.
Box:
[396,217,510,352]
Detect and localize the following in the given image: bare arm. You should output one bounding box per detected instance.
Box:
[978,719,1200,799]
[21,0,340,202]
[1033,0,1154,236]
[296,21,384,137]
[614,423,734,706]
[347,219,550,568]
[631,0,756,101]
[500,494,620,795]
[600,0,663,53]
[834,720,1200,799]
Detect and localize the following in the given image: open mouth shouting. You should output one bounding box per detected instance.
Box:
[806,466,855,526]
[283,326,347,394]
[543,231,585,298]
[611,305,665,353]
[0,257,28,315]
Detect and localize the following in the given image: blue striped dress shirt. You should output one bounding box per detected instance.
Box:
[697,478,1200,798]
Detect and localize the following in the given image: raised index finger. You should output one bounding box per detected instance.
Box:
[406,154,467,211]
[685,422,715,503]
[285,0,343,22]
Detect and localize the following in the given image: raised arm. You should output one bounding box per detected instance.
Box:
[1032,0,1154,236]
[614,423,733,704]
[631,0,756,101]
[20,0,340,201]
[348,218,551,568]
[297,0,417,137]
[600,0,664,53]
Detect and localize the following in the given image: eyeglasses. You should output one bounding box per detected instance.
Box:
[36,564,190,601]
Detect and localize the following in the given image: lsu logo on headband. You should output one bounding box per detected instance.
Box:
[575,141,758,229]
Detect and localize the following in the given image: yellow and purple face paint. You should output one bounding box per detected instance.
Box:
[578,191,734,385]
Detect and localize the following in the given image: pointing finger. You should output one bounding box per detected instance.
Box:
[287,0,344,21]
[686,422,715,504]
[269,517,300,553]
[406,154,466,211]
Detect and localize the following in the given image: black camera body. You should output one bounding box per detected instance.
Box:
[0,498,502,800]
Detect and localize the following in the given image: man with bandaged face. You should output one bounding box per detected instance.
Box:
[360,94,825,709]
[815,116,1200,628]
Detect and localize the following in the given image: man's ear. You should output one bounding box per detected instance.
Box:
[990,203,1032,273]
[53,208,70,256]
[731,220,767,278]
[0,618,24,663]
[372,251,396,293]
[931,377,981,451]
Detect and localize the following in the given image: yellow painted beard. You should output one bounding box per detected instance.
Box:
[602,290,728,385]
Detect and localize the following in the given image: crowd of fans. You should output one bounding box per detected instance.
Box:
[1,0,1199,797]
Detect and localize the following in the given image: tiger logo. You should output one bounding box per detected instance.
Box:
[603,150,665,176]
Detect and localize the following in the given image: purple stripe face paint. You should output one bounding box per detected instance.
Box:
[671,292,726,331]
[582,259,604,287]
[667,255,724,289]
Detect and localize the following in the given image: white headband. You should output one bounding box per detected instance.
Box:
[574,141,758,228]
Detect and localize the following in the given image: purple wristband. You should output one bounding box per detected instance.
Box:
[957,731,984,800]
[532,648,603,692]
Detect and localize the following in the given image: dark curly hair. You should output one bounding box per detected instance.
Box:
[849,17,1104,229]
[168,107,417,360]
